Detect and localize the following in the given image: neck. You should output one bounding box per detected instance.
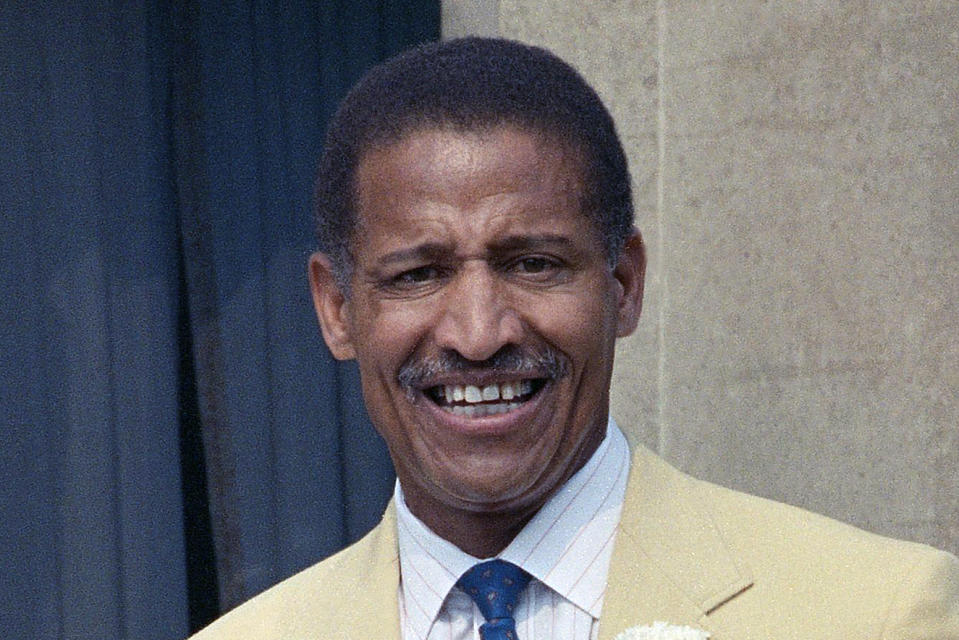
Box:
[418,505,536,558]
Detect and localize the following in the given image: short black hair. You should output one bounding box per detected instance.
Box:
[314,37,633,287]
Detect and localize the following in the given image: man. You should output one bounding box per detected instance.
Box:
[192,38,959,640]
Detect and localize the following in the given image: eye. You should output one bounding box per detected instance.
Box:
[512,256,559,275]
[392,265,441,286]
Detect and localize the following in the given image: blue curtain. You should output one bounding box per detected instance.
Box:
[0,2,439,639]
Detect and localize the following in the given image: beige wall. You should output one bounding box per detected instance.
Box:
[443,1,959,556]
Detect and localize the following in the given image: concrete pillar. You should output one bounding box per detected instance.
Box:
[443,1,959,556]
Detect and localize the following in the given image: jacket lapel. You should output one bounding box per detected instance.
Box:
[333,500,402,640]
[598,446,753,640]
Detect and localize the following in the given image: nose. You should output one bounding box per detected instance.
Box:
[433,262,524,361]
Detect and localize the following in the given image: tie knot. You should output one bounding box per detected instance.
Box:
[456,560,531,625]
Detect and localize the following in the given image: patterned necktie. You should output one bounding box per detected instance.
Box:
[456,559,532,640]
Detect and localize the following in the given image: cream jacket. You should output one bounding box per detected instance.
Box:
[192,445,959,639]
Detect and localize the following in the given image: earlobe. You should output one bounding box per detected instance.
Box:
[308,252,357,360]
[613,229,646,337]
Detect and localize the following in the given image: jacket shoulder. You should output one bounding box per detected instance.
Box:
[692,472,952,571]
[684,464,959,638]
[189,506,399,640]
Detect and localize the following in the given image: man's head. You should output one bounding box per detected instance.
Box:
[308,38,645,553]
[313,37,634,289]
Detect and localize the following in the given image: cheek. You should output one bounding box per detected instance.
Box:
[521,288,617,352]
[351,304,438,419]
[354,302,432,361]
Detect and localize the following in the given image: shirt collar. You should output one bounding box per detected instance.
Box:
[395,417,631,639]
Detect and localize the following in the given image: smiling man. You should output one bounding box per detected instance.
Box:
[191,38,959,640]
[314,124,642,562]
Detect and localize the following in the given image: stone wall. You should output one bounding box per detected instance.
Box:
[443,0,959,555]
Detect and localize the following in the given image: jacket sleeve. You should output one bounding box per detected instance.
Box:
[880,549,959,639]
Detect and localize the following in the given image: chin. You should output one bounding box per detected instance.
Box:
[436,462,563,515]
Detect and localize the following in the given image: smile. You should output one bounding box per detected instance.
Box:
[425,379,546,417]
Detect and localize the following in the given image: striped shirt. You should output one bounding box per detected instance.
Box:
[396,417,631,640]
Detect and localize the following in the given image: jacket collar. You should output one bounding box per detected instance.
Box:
[598,445,753,640]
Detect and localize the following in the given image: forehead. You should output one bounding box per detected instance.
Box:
[350,125,595,252]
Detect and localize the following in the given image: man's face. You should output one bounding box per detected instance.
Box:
[310,125,644,526]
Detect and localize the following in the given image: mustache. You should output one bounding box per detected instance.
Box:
[397,345,569,393]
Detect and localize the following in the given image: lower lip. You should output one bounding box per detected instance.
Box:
[420,384,548,437]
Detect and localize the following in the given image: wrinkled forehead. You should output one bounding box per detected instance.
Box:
[349,123,594,239]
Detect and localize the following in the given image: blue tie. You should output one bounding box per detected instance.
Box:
[456,560,532,640]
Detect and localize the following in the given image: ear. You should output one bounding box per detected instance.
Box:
[308,252,357,360]
[613,229,646,337]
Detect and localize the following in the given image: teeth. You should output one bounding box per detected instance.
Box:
[437,380,536,407]
[450,402,523,417]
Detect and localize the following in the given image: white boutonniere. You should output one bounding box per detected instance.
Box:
[613,621,711,640]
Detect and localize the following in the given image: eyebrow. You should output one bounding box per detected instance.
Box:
[377,243,452,267]
[375,234,581,267]
[488,233,579,254]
